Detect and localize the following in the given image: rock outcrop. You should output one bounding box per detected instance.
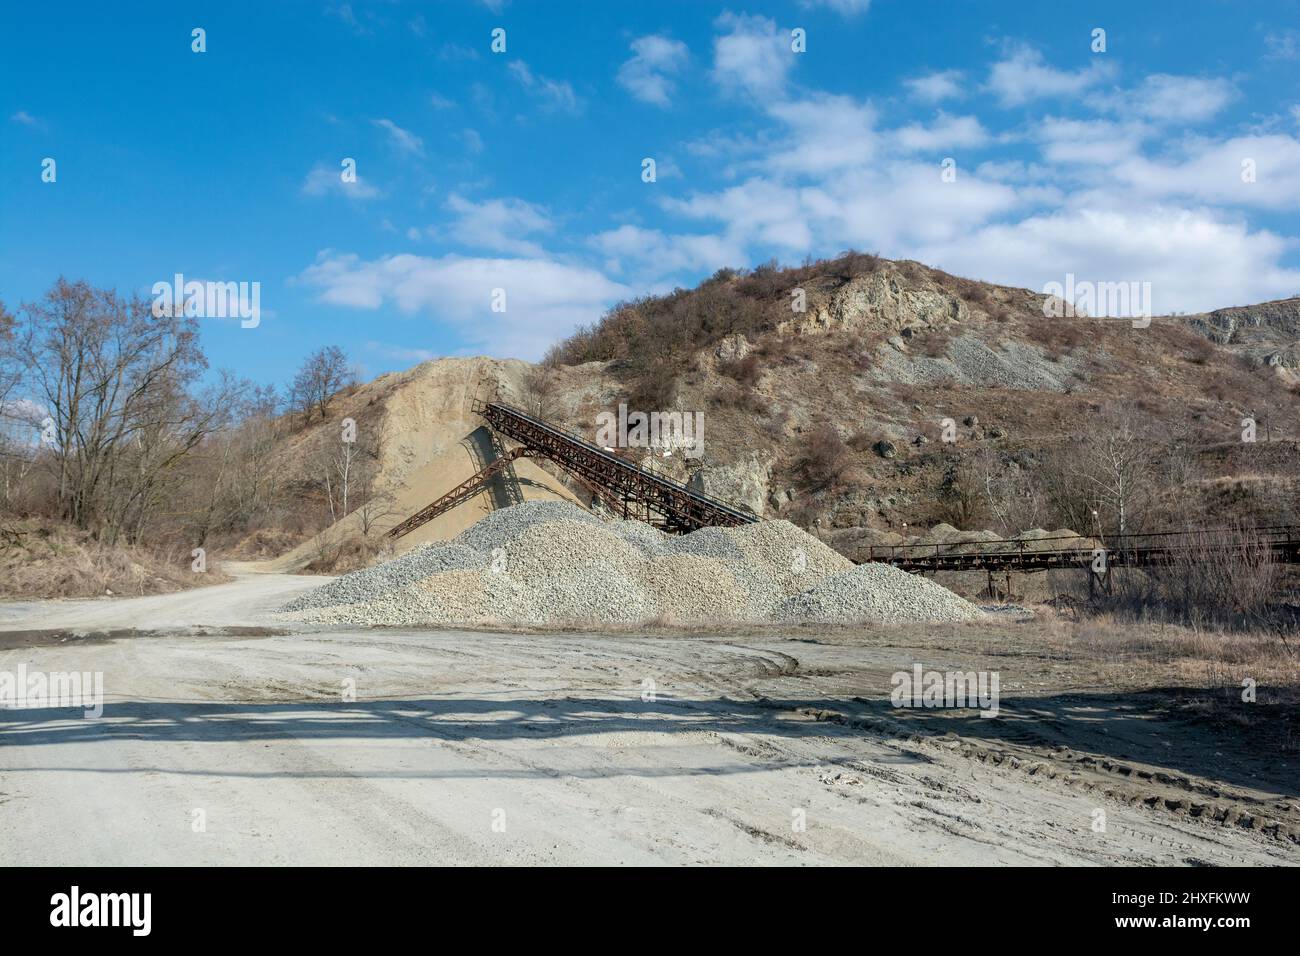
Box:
[779,265,970,339]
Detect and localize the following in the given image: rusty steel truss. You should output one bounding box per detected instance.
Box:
[386,401,758,540]
[863,527,1300,573]
[386,446,536,540]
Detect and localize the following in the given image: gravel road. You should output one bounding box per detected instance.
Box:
[0,572,1292,866]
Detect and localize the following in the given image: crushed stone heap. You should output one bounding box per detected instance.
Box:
[281,500,983,628]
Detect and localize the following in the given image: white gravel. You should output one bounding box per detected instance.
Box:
[281,501,982,628]
[772,563,985,625]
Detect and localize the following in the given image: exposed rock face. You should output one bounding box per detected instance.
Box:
[780,266,970,339]
[715,333,752,362]
[688,454,773,516]
[1194,298,1300,343]
[1187,297,1300,368]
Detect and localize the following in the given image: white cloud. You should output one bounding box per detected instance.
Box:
[1033,117,1149,166]
[508,61,581,113]
[9,110,40,127]
[1109,134,1300,208]
[665,178,818,251]
[822,164,1026,248]
[712,13,793,100]
[800,0,871,14]
[904,70,967,102]
[366,341,437,364]
[987,46,1115,107]
[459,128,484,154]
[372,118,425,157]
[591,225,744,279]
[892,112,989,152]
[301,164,381,200]
[1265,30,1298,60]
[765,94,878,174]
[429,92,455,110]
[663,161,1026,260]
[617,35,689,107]
[298,251,628,359]
[912,202,1300,315]
[1092,74,1236,124]
[444,194,553,256]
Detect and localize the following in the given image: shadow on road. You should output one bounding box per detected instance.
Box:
[0,687,1294,796]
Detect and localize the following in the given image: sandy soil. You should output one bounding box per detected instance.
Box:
[0,572,1295,866]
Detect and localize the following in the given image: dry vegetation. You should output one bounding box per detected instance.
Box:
[0,518,228,599]
[0,280,381,596]
[540,252,1300,643]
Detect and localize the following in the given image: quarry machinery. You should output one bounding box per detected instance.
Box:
[386,401,758,540]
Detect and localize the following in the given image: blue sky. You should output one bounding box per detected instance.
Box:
[2,0,1298,388]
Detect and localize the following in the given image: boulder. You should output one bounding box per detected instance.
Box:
[715,333,752,363]
[688,453,772,516]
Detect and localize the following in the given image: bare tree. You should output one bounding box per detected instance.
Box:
[289,345,353,421]
[17,278,220,543]
[1037,410,1158,538]
[0,299,36,517]
[1080,412,1155,536]
[187,379,282,546]
[975,448,1046,535]
[355,487,398,537]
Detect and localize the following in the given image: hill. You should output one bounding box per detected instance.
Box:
[247,253,1300,569]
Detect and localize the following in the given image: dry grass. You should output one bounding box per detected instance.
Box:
[227,527,305,559]
[0,518,229,599]
[1028,606,1299,688]
[301,530,392,575]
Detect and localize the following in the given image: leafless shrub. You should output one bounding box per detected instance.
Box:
[932,457,989,529]
[973,448,1047,535]
[1186,337,1216,365]
[794,423,851,491]
[1143,525,1283,632]
[846,430,875,453]
[719,353,761,387]
[710,381,769,415]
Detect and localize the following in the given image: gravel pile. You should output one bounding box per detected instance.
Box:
[772,563,985,625]
[281,500,982,628]
[281,543,485,610]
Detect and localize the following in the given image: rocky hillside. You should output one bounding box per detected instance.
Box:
[263,252,1300,567]
[1186,296,1300,370]
[534,254,1300,553]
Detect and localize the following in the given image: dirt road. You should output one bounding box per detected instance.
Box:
[1,572,1295,865]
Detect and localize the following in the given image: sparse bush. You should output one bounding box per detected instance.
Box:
[794,423,851,491]
[1186,337,1216,365]
[303,530,389,575]
[846,430,874,453]
[710,381,769,415]
[720,353,761,387]
[917,328,953,358]
[1098,525,1286,633]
